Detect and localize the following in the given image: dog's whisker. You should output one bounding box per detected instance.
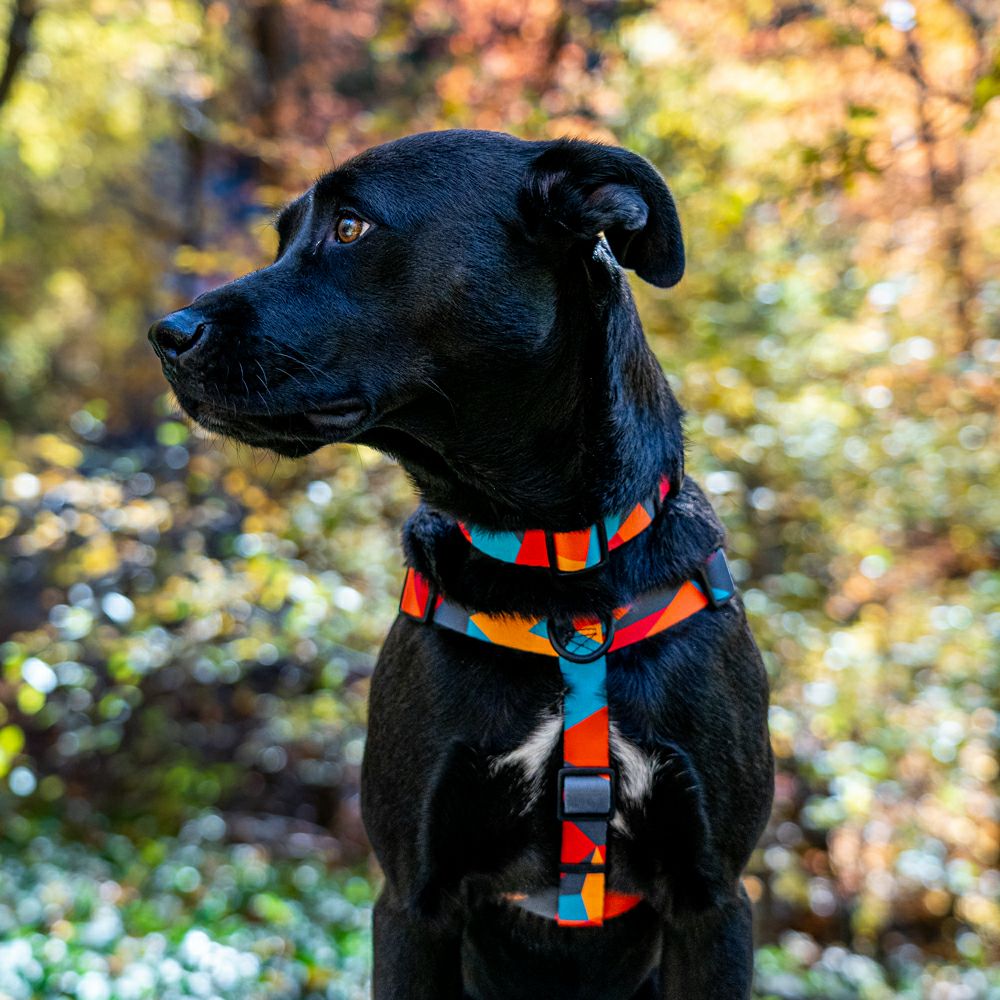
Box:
[420,376,457,422]
[238,360,251,401]
[254,361,274,418]
[255,358,270,391]
[272,365,313,395]
[272,351,329,381]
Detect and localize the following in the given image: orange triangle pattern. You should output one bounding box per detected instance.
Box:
[652,580,708,632]
[609,503,652,550]
[399,568,429,618]
[553,528,593,572]
[580,872,606,923]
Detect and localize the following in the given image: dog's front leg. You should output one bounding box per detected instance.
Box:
[657,888,754,999]
[372,889,464,999]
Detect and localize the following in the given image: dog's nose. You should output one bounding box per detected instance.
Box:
[148,309,209,365]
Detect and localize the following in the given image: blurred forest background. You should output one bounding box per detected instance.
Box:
[1,0,998,997]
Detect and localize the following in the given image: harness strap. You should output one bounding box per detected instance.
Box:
[556,651,614,925]
[399,548,736,927]
[456,475,672,574]
[399,551,734,658]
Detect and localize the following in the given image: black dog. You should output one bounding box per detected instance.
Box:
[150,130,774,999]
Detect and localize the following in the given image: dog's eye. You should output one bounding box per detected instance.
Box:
[334,214,369,244]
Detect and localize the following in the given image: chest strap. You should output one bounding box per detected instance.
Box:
[400,548,736,927]
[457,475,672,575]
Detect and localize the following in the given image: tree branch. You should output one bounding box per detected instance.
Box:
[0,0,38,111]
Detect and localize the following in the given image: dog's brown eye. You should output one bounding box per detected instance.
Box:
[334,214,368,244]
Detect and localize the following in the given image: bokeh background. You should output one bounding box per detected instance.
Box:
[1,0,998,997]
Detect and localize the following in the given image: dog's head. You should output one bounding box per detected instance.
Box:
[149,130,684,507]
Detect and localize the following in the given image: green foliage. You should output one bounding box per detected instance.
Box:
[0,428,409,826]
[1,0,998,994]
[0,825,371,999]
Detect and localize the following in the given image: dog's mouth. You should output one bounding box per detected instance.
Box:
[302,397,370,432]
[174,391,373,455]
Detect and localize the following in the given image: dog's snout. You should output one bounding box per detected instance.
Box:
[148,309,210,365]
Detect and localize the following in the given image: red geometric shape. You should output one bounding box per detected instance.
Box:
[560,822,597,864]
[563,706,609,767]
[399,568,427,618]
[603,891,643,919]
[515,529,549,567]
[610,611,662,649]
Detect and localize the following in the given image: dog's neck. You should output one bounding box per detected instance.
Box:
[364,266,684,531]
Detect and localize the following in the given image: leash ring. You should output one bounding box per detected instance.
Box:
[547,611,616,663]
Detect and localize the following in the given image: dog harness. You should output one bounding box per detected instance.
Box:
[400,526,736,928]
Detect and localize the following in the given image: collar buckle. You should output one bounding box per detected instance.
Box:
[544,520,609,576]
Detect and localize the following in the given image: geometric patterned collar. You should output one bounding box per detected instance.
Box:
[456,474,672,574]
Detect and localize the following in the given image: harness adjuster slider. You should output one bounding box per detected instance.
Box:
[557,767,616,821]
[545,520,609,576]
[418,582,439,624]
[696,549,736,609]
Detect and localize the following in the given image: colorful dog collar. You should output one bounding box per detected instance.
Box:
[400,548,736,927]
[456,475,672,574]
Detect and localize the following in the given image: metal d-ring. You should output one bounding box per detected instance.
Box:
[547,611,616,663]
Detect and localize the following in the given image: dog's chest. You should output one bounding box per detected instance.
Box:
[490,711,659,834]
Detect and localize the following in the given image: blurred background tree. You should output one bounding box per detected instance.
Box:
[1,1,998,997]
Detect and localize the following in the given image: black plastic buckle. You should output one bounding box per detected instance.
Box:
[696,549,735,609]
[547,611,615,663]
[559,863,606,874]
[418,581,439,624]
[545,521,609,576]
[557,767,616,821]
[652,488,665,517]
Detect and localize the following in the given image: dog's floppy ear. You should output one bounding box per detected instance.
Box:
[522,138,685,289]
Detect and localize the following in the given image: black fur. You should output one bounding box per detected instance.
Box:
[149,129,774,999]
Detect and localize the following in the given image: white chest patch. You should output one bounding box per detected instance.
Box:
[609,722,658,806]
[489,713,659,831]
[489,713,561,814]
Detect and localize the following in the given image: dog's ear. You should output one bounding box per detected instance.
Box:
[522,139,685,288]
